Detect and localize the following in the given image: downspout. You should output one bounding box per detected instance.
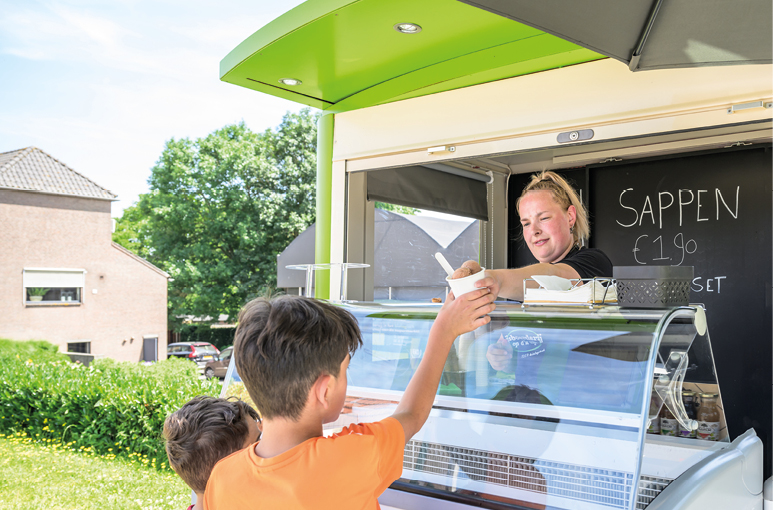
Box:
[314,113,334,300]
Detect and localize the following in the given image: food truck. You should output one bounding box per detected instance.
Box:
[217,1,772,508]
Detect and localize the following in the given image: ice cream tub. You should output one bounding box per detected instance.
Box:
[446,268,487,297]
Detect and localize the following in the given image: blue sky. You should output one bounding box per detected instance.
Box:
[0,0,306,217]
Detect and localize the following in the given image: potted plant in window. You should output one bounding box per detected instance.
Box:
[28,288,49,302]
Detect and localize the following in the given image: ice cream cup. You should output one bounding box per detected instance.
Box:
[446,268,487,297]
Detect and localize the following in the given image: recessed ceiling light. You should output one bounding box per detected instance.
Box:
[394,22,422,34]
[279,78,302,86]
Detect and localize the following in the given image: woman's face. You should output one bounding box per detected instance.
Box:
[518,190,576,264]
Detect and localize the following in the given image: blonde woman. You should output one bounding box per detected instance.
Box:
[476,170,612,302]
[478,171,612,371]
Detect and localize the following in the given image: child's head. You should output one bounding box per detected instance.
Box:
[233,295,362,421]
[163,396,260,493]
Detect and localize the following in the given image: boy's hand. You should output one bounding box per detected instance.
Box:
[435,288,496,339]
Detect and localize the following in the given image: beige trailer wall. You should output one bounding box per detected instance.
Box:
[330,58,772,296]
[333,59,772,165]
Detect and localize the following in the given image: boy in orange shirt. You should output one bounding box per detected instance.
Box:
[204,291,495,510]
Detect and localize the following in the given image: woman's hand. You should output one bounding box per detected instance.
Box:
[474,270,501,298]
[475,265,579,302]
[486,334,513,371]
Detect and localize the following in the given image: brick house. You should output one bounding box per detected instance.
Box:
[0,147,168,362]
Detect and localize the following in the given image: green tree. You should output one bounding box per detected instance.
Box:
[374,202,418,214]
[114,109,319,327]
[112,202,152,259]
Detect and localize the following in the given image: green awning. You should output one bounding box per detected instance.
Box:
[220,0,603,113]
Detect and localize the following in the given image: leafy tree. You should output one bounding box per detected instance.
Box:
[114,109,319,327]
[374,202,418,214]
[112,203,152,259]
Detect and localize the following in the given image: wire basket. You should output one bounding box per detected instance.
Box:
[614,266,693,308]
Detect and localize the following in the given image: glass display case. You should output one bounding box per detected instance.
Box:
[219,302,763,510]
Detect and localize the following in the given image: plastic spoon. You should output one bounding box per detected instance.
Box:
[434,252,455,277]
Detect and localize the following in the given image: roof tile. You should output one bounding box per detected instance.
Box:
[0,147,116,200]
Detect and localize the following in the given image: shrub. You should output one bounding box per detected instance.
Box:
[0,345,220,471]
[0,338,68,363]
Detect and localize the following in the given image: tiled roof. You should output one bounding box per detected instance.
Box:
[0,147,116,200]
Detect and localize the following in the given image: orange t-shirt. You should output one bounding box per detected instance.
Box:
[203,417,405,510]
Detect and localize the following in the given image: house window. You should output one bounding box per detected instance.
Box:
[23,268,85,304]
[67,341,91,354]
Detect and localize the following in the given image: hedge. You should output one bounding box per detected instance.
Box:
[0,339,220,470]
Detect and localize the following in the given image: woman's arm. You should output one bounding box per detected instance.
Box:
[477,263,580,301]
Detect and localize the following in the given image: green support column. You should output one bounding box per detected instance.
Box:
[314,113,334,300]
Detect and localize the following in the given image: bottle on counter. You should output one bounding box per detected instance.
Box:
[696,393,721,441]
[677,390,697,438]
[647,392,661,434]
[660,402,677,436]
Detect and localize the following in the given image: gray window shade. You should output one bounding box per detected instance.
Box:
[367,166,489,221]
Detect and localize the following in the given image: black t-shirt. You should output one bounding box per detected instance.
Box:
[554,247,613,279]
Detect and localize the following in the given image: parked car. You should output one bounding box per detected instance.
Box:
[167,342,220,364]
[204,346,233,379]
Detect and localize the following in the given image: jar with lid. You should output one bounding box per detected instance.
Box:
[660,402,677,436]
[696,393,721,441]
[677,390,697,438]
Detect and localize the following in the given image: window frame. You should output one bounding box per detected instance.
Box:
[66,341,91,354]
[23,268,86,307]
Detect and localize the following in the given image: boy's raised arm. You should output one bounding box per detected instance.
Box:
[391,289,496,443]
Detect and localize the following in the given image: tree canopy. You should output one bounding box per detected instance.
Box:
[114,109,318,327]
[373,202,418,214]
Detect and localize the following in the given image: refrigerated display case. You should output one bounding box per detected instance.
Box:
[219,302,763,509]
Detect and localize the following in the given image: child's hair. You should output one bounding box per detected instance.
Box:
[233,295,362,421]
[163,396,259,493]
[516,170,590,247]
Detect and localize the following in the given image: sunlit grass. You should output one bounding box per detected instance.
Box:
[0,431,191,510]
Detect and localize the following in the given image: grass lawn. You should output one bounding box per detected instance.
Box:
[0,432,191,510]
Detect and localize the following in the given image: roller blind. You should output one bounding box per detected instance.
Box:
[367,165,489,221]
[23,269,85,288]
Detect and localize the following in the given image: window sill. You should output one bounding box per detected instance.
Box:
[25,302,82,307]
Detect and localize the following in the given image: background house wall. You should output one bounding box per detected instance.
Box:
[0,188,167,362]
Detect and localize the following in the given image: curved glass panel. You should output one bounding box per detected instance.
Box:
[220,303,726,510]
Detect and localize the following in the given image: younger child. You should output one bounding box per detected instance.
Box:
[204,290,495,509]
[163,396,261,510]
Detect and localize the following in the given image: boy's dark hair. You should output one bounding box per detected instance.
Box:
[234,295,362,421]
[163,396,259,493]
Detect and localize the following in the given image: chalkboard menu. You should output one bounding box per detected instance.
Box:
[507,145,772,476]
[590,145,771,476]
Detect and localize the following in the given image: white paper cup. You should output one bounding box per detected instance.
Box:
[446,268,487,297]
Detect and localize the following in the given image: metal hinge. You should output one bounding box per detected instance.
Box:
[727,100,772,114]
[427,145,456,155]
